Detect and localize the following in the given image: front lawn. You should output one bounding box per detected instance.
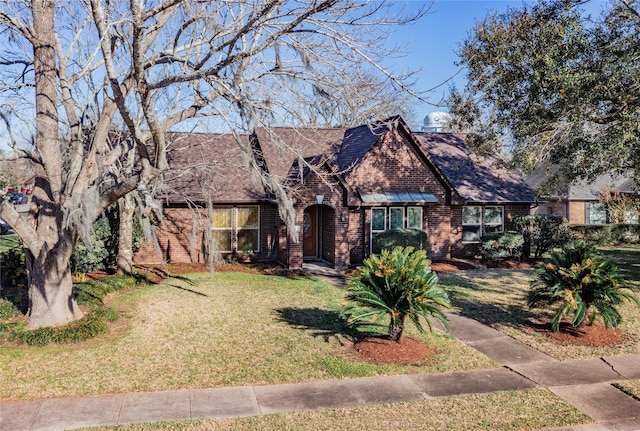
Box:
[440,246,640,360]
[0,271,494,400]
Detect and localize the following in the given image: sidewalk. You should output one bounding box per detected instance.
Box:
[2,299,640,430]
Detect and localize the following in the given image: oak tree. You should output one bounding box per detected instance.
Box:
[0,0,426,328]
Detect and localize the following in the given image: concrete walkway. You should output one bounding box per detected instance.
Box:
[2,272,640,430]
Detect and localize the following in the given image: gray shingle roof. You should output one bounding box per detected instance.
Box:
[414,132,535,203]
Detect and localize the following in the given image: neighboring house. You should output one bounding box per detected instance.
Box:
[527,169,639,225]
[135,116,535,268]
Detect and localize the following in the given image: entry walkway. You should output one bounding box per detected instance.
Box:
[2,294,640,430]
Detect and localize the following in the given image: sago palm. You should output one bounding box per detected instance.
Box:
[528,240,639,332]
[343,246,451,342]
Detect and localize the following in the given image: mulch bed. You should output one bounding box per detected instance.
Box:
[350,336,436,365]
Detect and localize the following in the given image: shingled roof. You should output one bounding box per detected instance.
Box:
[336,121,390,175]
[252,127,346,180]
[160,132,268,204]
[414,132,535,203]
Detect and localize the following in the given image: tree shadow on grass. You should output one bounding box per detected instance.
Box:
[450,295,543,332]
[274,307,363,342]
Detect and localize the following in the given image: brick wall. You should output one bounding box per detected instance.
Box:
[134,203,281,264]
[568,200,586,224]
[346,130,452,261]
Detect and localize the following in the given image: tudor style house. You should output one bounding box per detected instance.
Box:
[135,117,535,268]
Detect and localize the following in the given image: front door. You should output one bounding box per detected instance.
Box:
[302,206,317,258]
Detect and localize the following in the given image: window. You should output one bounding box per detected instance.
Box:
[484,206,504,233]
[212,207,232,252]
[625,210,639,224]
[370,207,424,253]
[407,207,422,230]
[389,207,404,230]
[462,206,504,242]
[372,208,386,233]
[237,206,259,251]
[586,202,607,225]
[462,206,482,242]
[211,206,260,252]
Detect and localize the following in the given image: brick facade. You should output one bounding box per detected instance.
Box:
[133,121,534,268]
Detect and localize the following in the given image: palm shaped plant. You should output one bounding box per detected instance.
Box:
[343,246,451,342]
[528,240,639,332]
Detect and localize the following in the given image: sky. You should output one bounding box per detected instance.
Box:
[387,0,608,130]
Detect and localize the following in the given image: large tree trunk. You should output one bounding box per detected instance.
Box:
[25,0,82,329]
[116,195,135,274]
[26,245,83,329]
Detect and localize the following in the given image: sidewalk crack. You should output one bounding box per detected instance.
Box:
[601,357,627,380]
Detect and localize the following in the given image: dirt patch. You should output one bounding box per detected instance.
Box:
[534,323,625,347]
[349,336,436,365]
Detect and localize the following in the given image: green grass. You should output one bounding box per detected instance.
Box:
[440,245,640,360]
[0,271,493,399]
[76,389,589,431]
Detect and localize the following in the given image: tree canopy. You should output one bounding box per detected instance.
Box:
[450,0,640,192]
[0,0,427,328]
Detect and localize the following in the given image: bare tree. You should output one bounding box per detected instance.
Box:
[0,0,428,328]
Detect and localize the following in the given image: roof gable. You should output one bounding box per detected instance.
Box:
[415,132,535,203]
[252,127,346,180]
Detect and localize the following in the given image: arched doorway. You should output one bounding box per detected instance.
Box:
[302,206,317,258]
[302,204,336,264]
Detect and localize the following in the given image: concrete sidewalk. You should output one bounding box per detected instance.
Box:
[2,312,640,430]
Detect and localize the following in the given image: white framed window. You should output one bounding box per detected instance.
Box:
[371,208,387,233]
[624,210,638,224]
[389,207,404,230]
[484,206,504,233]
[407,207,423,230]
[462,206,482,242]
[587,202,607,225]
[212,207,232,252]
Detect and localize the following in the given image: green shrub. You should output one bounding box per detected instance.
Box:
[343,246,450,342]
[0,247,28,313]
[371,229,429,255]
[480,231,524,261]
[528,240,640,332]
[0,299,20,320]
[71,205,143,273]
[513,214,572,258]
[570,224,640,246]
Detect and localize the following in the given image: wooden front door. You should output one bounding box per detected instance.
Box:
[302,206,317,257]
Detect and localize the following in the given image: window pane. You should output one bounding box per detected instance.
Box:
[372,208,386,231]
[462,226,481,242]
[237,207,259,228]
[237,229,258,251]
[485,225,503,234]
[407,207,422,230]
[588,203,607,224]
[485,206,503,225]
[462,206,481,224]
[212,229,231,251]
[390,208,404,230]
[212,207,231,228]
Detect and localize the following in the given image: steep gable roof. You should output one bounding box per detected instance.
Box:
[414,132,535,203]
[252,127,346,180]
[335,121,390,175]
[160,132,268,203]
